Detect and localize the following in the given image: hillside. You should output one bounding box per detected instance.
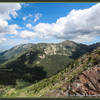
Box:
[0,40,88,86]
[0,46,100,97]
[0,41,100,97]
[44,47,100,97]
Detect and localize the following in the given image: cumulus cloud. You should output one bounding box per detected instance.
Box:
[20,30,37,38]
[73,35,96,43]
[21,3,100,43]
[0,3,21,44]
[0,19,8,33]
[1,3,100,45]
[0,3,21,20]
[33,13,42,23]
[8,24,20,35]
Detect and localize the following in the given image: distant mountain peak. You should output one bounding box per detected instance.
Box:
[61,40,78,46]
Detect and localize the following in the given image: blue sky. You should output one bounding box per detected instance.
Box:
[0,3,100,50]
[9,3,96,26]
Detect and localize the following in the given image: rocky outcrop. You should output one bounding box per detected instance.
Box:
[44,45,57,55]
[38,54,45,59]
[45,66,100,97]
[66,66,100,97]
[44,44,72,56]
[49,66,100,97]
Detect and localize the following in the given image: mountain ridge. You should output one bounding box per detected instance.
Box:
[1,46,100,97]
[0,40,100,97]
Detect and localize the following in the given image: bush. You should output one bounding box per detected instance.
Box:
[88,56,92,62]
[92,57,99,65]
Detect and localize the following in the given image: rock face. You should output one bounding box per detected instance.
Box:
[44,45,58,55]
[46,66,100,98]
[66,66,100,97]
[38,54,45,59]
[44,44,69,56]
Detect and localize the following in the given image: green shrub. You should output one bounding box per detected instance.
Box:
[88,56,92,62]
[92,57,99,65]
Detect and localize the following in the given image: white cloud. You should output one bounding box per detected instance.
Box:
[73,35,96,43]
[0,3,21,44]
[23,17,26,21]
[1,3,100,45]
[94,26,100,30]
[8,24,20,35]
[0,38,7,43]
[21,3,100,43]
[23,14,32,21]
[26,23,33,29]
[0,3,21,20]
[33,13,42,23]
[0,19,8,33]
[20,30,37,38]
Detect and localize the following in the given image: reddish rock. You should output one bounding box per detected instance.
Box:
[66,66,100,96]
